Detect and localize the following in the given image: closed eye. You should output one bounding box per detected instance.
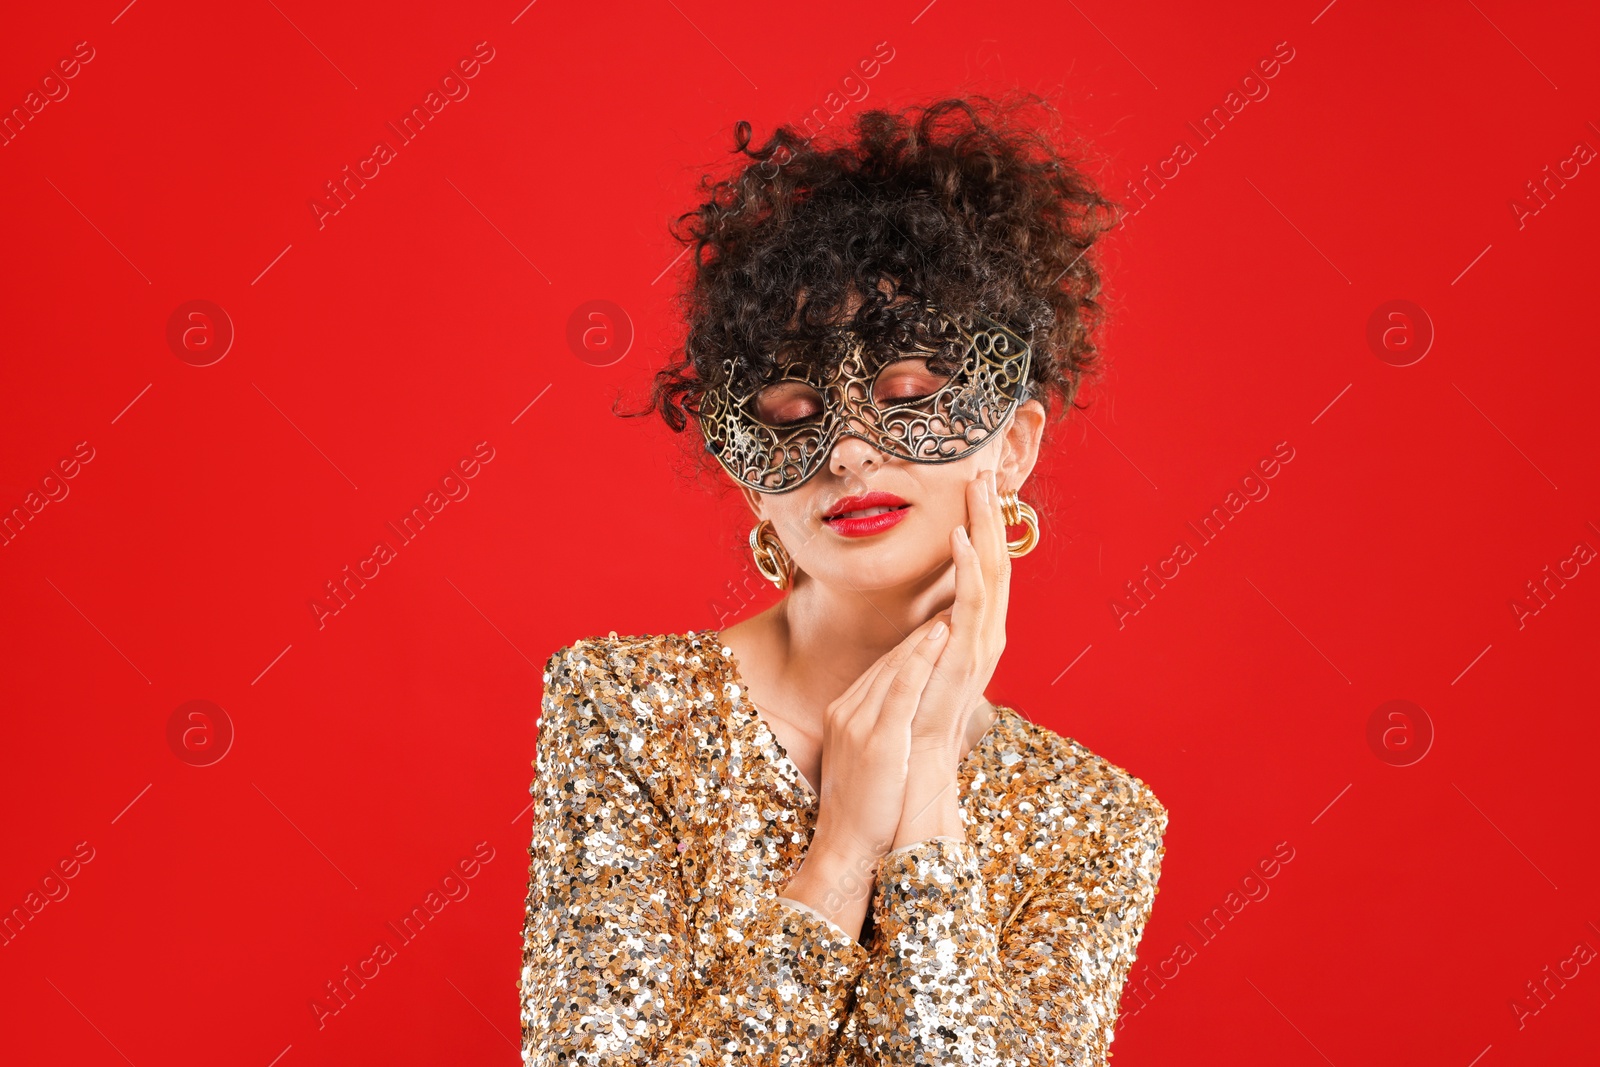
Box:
[873,357,949,407]
[751,381,824,427]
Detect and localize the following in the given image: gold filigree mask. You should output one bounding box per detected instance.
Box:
[699,307,1033,494]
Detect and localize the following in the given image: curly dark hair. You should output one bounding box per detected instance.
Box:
[616,91,1124,484]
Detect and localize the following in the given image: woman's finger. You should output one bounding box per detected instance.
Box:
[947,497,987,667]
[855,621,941,729]
[835,614,948,730]
[836,616,934,703]
[875,619,952,731]
[972,469,1004,589]
[988,473,1015,646]
[966,468,1012,658]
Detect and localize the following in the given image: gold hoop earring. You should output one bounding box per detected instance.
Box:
[997,490,1041,558]
[749,519,794,591]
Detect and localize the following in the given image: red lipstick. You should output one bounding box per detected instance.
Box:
[822,490,911,538]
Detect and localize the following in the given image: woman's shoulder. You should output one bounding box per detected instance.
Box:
[997,707,1170,843]
[538,628,727,738]
[541,628,722,685]
[535,630,726,790]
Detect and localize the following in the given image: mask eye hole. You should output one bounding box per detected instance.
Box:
[750,379,825,427]
[873,357,952,407]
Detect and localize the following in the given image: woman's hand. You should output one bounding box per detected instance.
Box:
[790,470,1011,916]
[782,616,954,941]
[886,468,1012,851]
[806,613,955,871]
[907,468,1012,769]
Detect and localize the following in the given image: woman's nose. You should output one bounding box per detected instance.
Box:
[828,429,886,477]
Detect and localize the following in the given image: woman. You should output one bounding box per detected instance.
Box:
[520,94,1168,1066]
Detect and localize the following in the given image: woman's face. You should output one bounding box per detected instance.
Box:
[739,384,1048,595]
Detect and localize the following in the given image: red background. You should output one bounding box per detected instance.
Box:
[2,1,1597,1064]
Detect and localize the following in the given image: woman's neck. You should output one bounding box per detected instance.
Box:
[719,577,993,753]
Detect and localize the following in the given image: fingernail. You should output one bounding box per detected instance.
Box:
[929,620,947,640]
[956,526,970,546]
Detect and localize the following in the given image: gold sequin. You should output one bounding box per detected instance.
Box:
[520,631,1168,1065]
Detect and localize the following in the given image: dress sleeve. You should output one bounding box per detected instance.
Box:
[520,641,873,1067]
[844,784,1168,1066]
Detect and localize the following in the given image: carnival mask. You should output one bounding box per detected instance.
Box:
[698,306,1033,494]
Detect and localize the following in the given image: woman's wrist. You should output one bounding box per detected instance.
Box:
[782,841,878,944]
[891,759,964,851]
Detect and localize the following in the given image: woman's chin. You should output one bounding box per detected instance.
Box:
[806,549,946,593]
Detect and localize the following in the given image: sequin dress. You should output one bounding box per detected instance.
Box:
[519,630,1168,1066]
